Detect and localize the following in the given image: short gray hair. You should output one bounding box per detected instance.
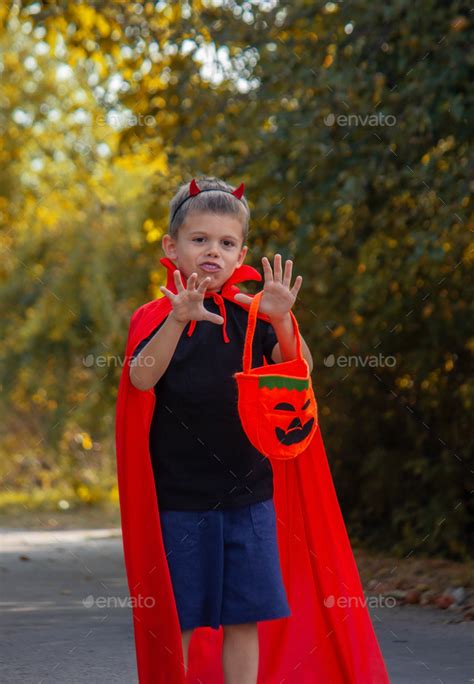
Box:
[168,176,250,246]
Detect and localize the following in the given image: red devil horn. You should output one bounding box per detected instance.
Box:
[232,182,245,199]
[189,179,201,196]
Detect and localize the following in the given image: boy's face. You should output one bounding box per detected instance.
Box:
[162,212,248,292]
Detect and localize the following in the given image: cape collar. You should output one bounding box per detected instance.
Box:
[159,256,262,343]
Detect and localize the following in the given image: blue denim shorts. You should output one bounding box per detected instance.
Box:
[159,498,292,631]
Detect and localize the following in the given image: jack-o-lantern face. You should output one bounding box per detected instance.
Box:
[274,398,315,445]
[253,376,318,459]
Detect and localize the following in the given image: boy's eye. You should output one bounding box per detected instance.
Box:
[192,237,235,247]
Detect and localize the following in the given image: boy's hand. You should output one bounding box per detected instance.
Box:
[159,270,224,325]
[234,254,302,322]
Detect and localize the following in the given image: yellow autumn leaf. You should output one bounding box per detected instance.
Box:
[82,434,93,450]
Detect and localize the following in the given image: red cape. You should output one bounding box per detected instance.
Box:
[115,257,390,683]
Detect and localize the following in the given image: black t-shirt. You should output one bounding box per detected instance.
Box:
[131,297,278,511]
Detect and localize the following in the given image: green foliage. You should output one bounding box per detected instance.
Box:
[0,1,472,558]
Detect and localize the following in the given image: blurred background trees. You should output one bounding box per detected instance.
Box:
[0,1,472,558]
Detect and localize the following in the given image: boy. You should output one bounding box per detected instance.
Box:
[129,177,312,682]
[115,177,390,683]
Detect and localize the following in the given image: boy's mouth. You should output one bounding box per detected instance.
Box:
[199,262,222,273]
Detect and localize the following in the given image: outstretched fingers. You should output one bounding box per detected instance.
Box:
[290,274,303,297]
[204,311,224,325]
[262,256,274,283]
[274,253,283,282]
[283,258,293,288]
[233,293,251,305]
[196,275,211,293]
[159,285,176,302]
[174,269,186,292]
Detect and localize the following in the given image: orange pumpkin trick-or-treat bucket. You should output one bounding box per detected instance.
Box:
[234,290,318,461]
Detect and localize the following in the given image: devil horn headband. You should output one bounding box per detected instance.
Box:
[170,179,245,223]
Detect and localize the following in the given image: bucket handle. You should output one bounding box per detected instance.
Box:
[242,290,303,373]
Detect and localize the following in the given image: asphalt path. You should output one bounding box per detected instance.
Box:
[1,528,473,683]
